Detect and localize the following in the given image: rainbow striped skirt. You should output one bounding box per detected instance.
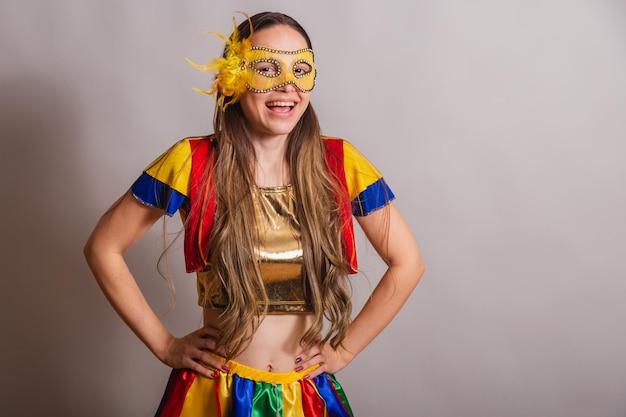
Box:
[154,359,354,417]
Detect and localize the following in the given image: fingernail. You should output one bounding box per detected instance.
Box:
[222,364,231,372]
[209,371,217,378]
[295,365,303,372]
[303,374,310,380]
[295,357,302,364]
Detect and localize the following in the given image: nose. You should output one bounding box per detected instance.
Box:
[277,82,297,92]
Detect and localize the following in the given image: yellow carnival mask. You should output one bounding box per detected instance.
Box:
[245,46,316,93]
[186,15,316,109]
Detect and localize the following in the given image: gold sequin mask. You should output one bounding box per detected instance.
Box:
[245,46,316,93]
[185,14,316,109]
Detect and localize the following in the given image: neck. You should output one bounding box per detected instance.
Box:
[251,134,290,187]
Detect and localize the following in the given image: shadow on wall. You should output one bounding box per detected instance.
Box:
[0,74,137,416]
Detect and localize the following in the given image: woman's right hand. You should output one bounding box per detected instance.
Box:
[160,326,231,379]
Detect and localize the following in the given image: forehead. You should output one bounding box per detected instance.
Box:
[250,24,309,51]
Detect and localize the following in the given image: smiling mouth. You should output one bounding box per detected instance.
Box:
[266,101,296,112]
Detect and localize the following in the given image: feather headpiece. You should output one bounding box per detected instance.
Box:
[186,13,253,109]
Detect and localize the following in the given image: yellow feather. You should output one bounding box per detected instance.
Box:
[187,12,254,110]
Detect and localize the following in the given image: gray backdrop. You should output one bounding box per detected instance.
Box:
[1,1,625,416]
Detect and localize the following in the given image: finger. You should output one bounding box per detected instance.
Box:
[196,326,220,339]
[197,336,218,351]
[196,339,230,360]
[299,352,322,366]
[197,350,231,373]
[301,363,325,380]
[188,330,220,352]
[295,347,321,364]
[295,354,323,373]
[187,359,219,379]
[212,344,230,358]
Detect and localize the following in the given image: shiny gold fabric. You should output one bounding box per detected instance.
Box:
[255,184,308,312]
[198,185,311,313]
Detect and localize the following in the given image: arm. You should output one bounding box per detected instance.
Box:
[296,202,424,377]
[84,192,228,378]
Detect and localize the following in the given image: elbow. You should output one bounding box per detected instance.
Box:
[409,252,425,289]
[416,262,425,281]
[416,261,425,286]
[83,236,97,268]
[387,248,425,289]
[410,263,424,291]
[416,255,425,279]
[83,237,92,258]
[83,233,107,270]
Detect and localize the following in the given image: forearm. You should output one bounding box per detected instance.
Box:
[297,258,423,379]
[341,260,423,359]
[84,194,227,378]
[85,248,174,361]
[84,194,173,362]
[341,203,425,361]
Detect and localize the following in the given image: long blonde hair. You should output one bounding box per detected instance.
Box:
[191,12,352,359]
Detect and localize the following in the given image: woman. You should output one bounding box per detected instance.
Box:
[84,11,424,417]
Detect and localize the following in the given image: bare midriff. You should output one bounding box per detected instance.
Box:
[203,308,315,373]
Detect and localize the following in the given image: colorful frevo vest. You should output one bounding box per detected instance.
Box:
[131,136,394,275]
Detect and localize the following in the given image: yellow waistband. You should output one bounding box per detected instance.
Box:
[210,353,319,384]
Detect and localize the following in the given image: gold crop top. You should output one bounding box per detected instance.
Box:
[197,184,312,313]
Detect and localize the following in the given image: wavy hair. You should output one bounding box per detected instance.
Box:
[191,12,352,359]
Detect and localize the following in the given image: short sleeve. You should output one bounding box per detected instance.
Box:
[130,139,193,216]
[341,141,395,216]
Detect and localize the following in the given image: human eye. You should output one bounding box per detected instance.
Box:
[293,61,312,77]
[253,60,280,77]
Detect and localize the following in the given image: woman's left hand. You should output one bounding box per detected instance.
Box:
[294,343,354,379]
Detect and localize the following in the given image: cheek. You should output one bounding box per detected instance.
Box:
[239,94,263,118]
[299,95,310,114]
[298,93,311,110]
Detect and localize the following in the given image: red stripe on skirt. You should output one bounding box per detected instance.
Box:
[214,370,222,417]
[155,369,196,417]
[300,379,326,417]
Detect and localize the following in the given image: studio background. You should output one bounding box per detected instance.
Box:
[1,1,625,416]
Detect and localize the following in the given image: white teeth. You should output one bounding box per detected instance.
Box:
[266,101,295,107]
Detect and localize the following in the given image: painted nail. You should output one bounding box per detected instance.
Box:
[295,357,302,364]
[209,371,217,378]
[303,374,310,380]
[295,365,303,372]
[222,364,231,372]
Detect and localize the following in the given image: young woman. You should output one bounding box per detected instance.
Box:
[84,11,424,417]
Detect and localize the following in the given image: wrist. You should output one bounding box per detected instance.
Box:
[150,331,176,363]
[341,345,356,364]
